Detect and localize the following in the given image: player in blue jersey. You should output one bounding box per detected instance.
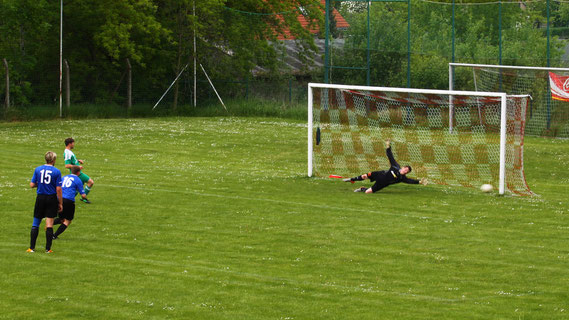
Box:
[29,151,63,253]
[52,166,88,239]
[64,138,93,203]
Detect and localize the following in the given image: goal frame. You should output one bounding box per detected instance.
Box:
[307,82,509,195]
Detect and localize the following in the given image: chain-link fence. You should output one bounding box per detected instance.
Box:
[1,0,569,137]
[325,0,569,137]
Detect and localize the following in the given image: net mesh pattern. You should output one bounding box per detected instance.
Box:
[461,67,569,138]
[311,87,533,196]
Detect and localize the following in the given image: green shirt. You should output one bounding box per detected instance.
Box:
[64,149,80,173]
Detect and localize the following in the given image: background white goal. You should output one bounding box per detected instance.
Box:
[449,62,569,138]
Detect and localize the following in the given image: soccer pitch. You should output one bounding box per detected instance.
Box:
[1,117,568,319]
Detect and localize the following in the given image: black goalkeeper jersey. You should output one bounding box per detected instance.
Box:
[369,147,419,193]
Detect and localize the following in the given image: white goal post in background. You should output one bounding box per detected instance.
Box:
[308,83,533,195]
[449,62,569,138]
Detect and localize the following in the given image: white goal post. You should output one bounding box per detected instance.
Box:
[308,82,532,195]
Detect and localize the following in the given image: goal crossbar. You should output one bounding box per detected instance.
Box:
[449,62,569,73]
[309,82,509,98]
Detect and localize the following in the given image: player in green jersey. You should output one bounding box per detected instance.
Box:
[64,138,93,204]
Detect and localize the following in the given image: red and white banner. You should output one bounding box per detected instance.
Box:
[549,72,569,101]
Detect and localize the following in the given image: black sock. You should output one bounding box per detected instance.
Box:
[46,228,54,251]
[30,226,39,250]
[53,218,62,225]
[352,176,364,181]
[54,224,67,238]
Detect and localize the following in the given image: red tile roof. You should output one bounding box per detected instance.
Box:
[276,1,349,40]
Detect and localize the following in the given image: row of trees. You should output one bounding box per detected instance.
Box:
[1,0,569,109]
[0,0,323,107]
[333,0,568,89]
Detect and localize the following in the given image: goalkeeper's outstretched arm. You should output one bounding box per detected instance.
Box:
[385,140,400,169]
[402,177,428,185]
[402,177,419,184]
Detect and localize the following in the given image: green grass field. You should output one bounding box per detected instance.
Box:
[1,117,568,319]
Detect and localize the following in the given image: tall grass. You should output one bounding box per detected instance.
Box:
[1,98,307,122]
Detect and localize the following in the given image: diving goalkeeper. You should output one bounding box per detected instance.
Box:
[344,140,427,194]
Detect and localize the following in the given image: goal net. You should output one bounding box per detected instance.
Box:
[450,63,569,138]
[308,83,533,195]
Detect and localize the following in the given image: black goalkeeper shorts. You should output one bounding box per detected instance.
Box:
[368,171,382,182]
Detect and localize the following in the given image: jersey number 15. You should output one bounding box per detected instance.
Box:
[40,169,52,184]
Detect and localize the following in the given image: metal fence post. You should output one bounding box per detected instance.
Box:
[407,0,411,88]
[64,59,70,107]
[546,0,551,129]
[324,0,330,83]
[366,1,370,86]
[451,0,455,65]
[289,78,292,104]
[126,58,132,109]
[498,2,502,66]
[246,76,249,100]
[3,58,9,109]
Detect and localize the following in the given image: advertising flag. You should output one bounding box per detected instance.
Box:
[549,72,569,101]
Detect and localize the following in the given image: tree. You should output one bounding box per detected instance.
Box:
[192,0,322,77]
[155,0,196,110]
[0,0,323,107]
[151,0,323,106]
[0,0,56,105]
[335,0,564,89]
[61,0,169,103]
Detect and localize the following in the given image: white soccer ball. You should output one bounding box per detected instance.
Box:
[480,184,494,193]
